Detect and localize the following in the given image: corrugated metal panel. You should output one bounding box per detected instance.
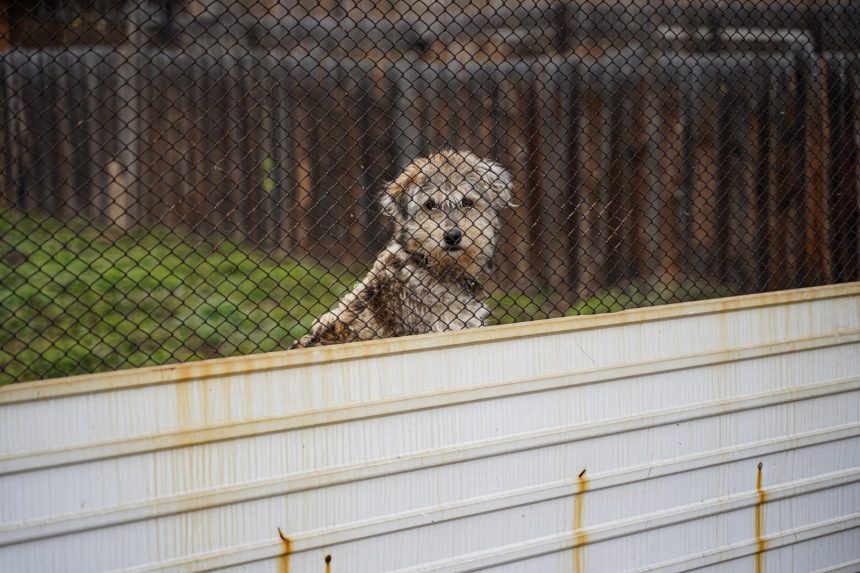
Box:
[1,283,859,572]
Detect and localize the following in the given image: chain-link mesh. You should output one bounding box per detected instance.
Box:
[1,1,859,383]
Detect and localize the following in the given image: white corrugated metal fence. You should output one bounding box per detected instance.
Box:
[1,283,859,572]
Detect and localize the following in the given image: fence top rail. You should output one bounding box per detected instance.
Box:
[0,42,829,61]
[0,46,829,90]
[1,282,857,405]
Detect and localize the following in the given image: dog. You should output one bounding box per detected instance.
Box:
[289,149,513,348]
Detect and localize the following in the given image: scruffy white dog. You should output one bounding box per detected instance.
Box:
[290,149,512,348]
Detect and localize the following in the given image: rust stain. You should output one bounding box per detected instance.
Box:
[573,469,589,573]
[165,353,223,384]
[174,382,191,427]
[325,554,332,573]
[755,462,768,573]
[277,528,292,573]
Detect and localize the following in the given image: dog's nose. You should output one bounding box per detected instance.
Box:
[444,228,463,246]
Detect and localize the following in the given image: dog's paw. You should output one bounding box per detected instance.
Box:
[289,312,356,349]
[288,334,315,349]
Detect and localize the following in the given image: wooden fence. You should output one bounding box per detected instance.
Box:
[1,46,859,305]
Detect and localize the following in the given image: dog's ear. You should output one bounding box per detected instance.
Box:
[460,153,513,210]
[478,158,514,210]
[379,160,425,221]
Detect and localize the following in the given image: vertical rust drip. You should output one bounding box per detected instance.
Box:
[755,462,768,573]
[277,529,292,573]
[325,554,332,573]
[573,469,589,573]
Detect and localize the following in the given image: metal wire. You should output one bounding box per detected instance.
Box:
[1,1,859,383]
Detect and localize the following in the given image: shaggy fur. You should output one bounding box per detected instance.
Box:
[290,149,513,348]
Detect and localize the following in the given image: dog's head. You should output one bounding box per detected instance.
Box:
[379,150,513,279]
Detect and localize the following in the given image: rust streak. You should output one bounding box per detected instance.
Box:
[755,462,768,573]
[574,469,589,573]
[325,554,332,573]
[277,528,292,573]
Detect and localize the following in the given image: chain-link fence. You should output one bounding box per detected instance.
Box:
[1,1,859,383]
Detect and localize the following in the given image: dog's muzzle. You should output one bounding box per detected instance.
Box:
[443,228,463,250]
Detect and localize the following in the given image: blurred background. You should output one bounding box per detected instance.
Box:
[1,0,859,383]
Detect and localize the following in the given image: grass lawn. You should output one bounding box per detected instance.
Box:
[0,211,359,384]
[489,281,733,324]
[1,210,732,385]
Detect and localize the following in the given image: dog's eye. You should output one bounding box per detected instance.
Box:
[461,198,474,208]
[424,200,437,211]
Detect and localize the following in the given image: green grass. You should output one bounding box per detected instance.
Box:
[0,211,358,385]
[1,210,734,385]
[488,281,735,325]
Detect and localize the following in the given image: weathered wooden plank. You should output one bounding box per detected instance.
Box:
[802,57,833,285]
[61,52,94,217]
[136,54,159,225]
[172,55,195,231]
[677,69,699,285]
[574,70,609,295]
[789,54,813,288]
[534,58,575,313]
[463,67,493,158]
[521,66,553,306]
[341,68,371,260]
[46,52,76,219]
[224,51,249,236]
[449,63,470,152]
[0,53,10,208]
[315,62,364,260]
[207,55,234,236]
[753,63,777,293]
[357,61,396,256]
[114,34,145,229]
[494,64,538,294]
[713,58,761,292]
[188,53,217,237]
[731,64,763,293]
[653,78,684,287]
[293,72,317,258]
[155,54,187,228]
[388,55,426,171]
[264,55,296,251]
[848,56,860,283]
[182,55,209,236]
[89,49,121,225]
[29,52,55,213]
[825,56,860,283]
[771,63,799,290]
[714,72,734,288]
[638,69,668,288]
[690,65,718,285]
[604,72,628,287]
[623,73,648,285]
[305,68,339,261]
[242,53,268,245]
